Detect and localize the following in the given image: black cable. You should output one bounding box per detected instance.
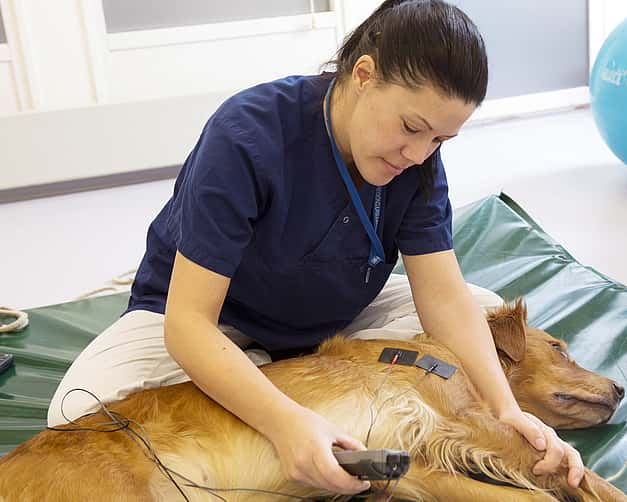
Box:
[46,388,323,501]
[49,388,196,501]
[49,364,430,502]
[361,360,436,502]
[48,367,426,502]
[365,358,436,448]
[384,478,401,502]
[365,360,397,448]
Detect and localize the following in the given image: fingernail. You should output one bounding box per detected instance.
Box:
[534,438,546,449]
[361,481,371,490]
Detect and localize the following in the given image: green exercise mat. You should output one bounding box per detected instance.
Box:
[0,193,625,492]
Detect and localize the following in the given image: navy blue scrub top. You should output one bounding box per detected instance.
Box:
[126,73,453,351]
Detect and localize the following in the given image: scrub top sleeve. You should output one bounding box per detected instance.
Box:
[395,150,453,256]
[168,118,266,278]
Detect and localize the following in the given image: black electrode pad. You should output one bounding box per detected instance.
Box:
[378,348,419,366]
[416,354,457,379]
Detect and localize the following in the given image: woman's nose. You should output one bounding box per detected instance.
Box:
[401,140,434,166]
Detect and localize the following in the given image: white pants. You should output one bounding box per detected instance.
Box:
[47,274,503,427]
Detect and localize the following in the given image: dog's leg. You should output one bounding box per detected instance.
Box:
[433,413,627,502]
[366,466,560,502]
[574,468,627,502]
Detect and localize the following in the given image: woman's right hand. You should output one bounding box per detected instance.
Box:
[265,404,372,495]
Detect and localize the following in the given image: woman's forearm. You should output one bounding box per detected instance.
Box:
[164,313,300,439]
[438,299,519,416]
[421,292,519,417]
[403,251,520,418]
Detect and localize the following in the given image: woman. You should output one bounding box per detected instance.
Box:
[48,0,584,495]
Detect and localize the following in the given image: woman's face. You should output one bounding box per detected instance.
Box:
[346,75,477,187]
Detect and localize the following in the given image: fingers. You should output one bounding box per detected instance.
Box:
[282,436,370,495]
[312,445,371,495]
[524,414,584,488]
[564,447,585,488]
[334,434,367,452]
[532,426,564,474]
[520,412,548,450]
[533,437,584,488]
[284,451,339,493]
[505,411,585,488]
[503,411,546,451]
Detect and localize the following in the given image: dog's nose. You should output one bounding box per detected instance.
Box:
[613,382,625,400]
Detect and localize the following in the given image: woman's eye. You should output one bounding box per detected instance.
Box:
[402,121,447,143]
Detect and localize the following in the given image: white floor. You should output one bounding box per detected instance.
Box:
[1,107,626,310]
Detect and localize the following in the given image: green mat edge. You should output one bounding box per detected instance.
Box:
[499,192,627,289]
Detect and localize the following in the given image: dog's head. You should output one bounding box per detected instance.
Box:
[487,300,624,429]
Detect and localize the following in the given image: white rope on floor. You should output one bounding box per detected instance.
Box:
[75,269,137,300]
[111,269,136,286]
[0,269,137,332]
[0,307,29,333]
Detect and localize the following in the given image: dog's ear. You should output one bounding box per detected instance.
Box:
[486,299,527,362]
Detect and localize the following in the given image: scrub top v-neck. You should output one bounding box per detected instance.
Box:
[126,73,453,351]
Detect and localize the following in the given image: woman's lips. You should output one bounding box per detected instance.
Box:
[382,159,404,175]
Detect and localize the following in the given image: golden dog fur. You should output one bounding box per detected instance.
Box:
[0,301,624,502]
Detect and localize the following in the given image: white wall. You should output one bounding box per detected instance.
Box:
[0,0,626,192]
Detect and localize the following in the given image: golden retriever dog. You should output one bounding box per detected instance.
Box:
[0,301,624,502]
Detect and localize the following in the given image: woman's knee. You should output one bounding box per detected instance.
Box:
[466,283,504,310]
[47,310,167,427]
[47,386,102,427]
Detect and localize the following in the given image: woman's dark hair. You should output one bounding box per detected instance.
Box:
[330,0,488,199]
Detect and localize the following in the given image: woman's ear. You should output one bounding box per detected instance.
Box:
[486,299,528,362]
[351,55,377,91]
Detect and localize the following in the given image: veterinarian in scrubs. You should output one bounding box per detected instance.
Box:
[49,0,585,495]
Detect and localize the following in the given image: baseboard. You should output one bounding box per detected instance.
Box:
[0,164,181,204]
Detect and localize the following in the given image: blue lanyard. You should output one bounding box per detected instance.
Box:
[323,78,385,282]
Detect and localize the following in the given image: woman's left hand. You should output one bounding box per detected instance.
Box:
[499,409,584,488]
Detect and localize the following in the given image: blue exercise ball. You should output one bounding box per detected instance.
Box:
[590,18,627,164]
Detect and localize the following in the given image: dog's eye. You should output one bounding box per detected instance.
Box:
[550,342,569,359]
